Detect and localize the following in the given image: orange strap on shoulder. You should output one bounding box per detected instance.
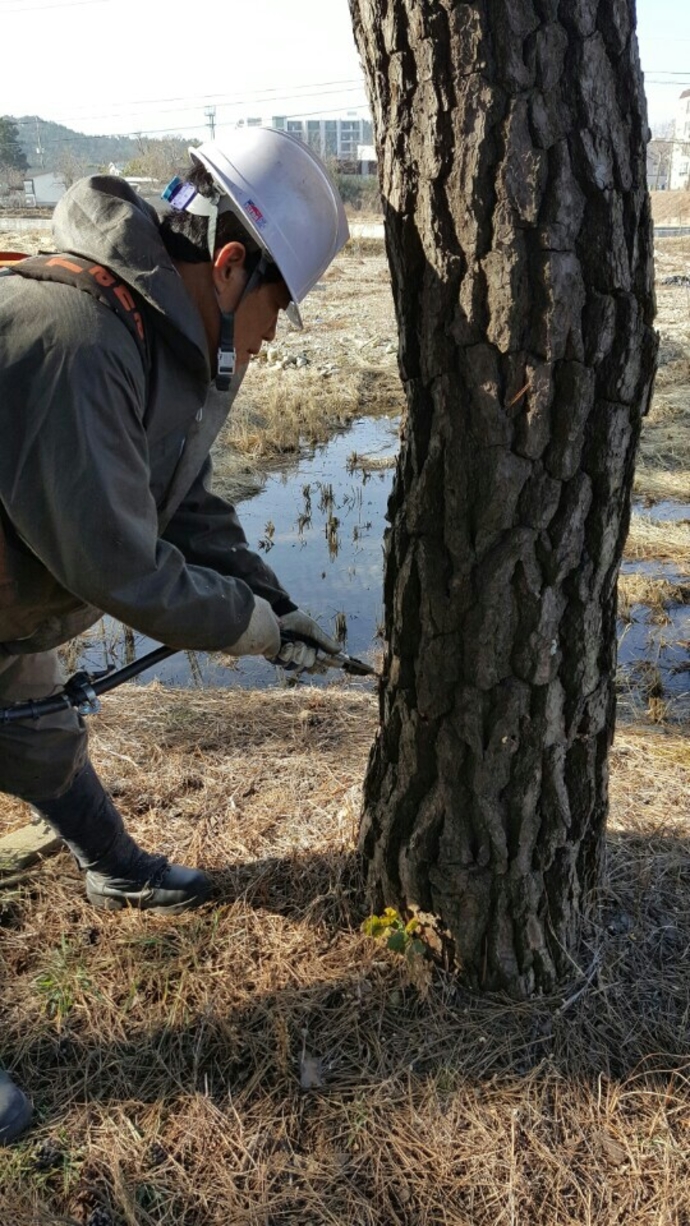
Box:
[0,252,30,268]
[1,252,148,371]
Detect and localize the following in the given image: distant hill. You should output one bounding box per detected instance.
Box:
[10,116,188,174]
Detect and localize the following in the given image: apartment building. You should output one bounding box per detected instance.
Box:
[236,113,373,163]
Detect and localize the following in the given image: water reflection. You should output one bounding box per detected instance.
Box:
[617,603,690,723]
[632,499,690,523]
[67,415,400,691]
[65,408,689,715]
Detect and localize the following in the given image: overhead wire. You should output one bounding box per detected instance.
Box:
[0,0,109,11]
[24,77,366,122]
[8,97,372,159]
[12,84,368,130]
[6,87,372,156]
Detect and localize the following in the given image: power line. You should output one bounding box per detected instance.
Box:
[134,103,371,140]
[0,0,109,11]
[19,84,368,129]
[14,77,365,123]
[10,102,372,160]
[12,108,372,160]
[10,91,370,149]
[7,87,368,143]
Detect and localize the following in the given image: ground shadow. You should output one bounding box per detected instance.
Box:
[4,829,690,1097]
[2,829,690,1223]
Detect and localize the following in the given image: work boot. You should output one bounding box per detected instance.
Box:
[0,1071,32,1145]
[33,761,210,914]
[84,861,210,913]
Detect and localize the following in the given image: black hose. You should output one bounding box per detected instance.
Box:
[0,645,177,724]
[87,646,176,694]
[0,633,376,725]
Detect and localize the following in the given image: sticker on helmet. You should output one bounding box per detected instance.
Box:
[245,200,267,231]
[162,179,198,212]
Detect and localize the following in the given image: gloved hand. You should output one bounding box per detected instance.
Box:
[276,608,340,674]
[275,639,330,674]
[225,596,281,659]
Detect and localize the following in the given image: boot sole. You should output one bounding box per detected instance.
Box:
[86,891,210,914]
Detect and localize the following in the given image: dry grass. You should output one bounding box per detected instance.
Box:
[221,367,401,461]
[634,467,690,505]
[1,207,690,1226]
[633,235,690,507]
[1,689,690,1225]
[637,409,690,474]
[618,574,690,623]
[346,449,397,475]
[616,656,675,726]
[650,191,690,227]
[342,235,387,258]
[624,515,690,565]
[636,395,690,500]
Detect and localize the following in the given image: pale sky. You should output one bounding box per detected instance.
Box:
[0,0,688,142]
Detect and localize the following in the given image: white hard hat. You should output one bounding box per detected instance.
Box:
[189,127,350,309]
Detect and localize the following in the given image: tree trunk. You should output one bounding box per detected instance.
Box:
[349,0,657,997]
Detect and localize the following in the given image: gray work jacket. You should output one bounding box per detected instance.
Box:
[0,175,291,654]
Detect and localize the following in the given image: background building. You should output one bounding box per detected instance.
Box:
[669,89,690,190]
[23,171,65,207]
[237,113,374,168]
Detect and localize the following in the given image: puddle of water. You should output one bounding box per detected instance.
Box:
[632,499,690,523]
[70,415,690,712]
[617,604,690,721]
[619,559,688,579]
[72,415,400,690]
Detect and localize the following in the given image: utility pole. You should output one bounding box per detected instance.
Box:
[35,116,44,169]
[204,106,216,140]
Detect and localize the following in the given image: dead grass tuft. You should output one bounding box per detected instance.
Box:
[346,450,397,475]
[618,574,690,622]
[211,367,404,499]
[2,690,690,1224]
[650,191,690,227]
[635,235,690,505]
[234,367,401,454]
[624,514,690,564]
[634,467,690,505]
[635,395,690,502]
[343,235,386,258]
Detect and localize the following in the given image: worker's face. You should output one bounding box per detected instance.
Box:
[233,278,291,367]
[213,243,291,369]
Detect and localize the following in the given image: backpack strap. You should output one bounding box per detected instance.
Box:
[1,253,149,373]
[0,251,30,268]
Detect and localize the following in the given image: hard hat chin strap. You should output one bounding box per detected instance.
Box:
[215,255,270,392]
[216,306,236,391]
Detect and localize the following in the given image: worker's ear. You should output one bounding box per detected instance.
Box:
[212,242,247,307]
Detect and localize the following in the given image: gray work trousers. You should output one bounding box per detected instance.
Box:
[0,649,87,803]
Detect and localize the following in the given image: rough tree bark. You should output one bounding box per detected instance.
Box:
[348,0,657,996]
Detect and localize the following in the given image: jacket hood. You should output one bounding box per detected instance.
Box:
[52,175,210,380]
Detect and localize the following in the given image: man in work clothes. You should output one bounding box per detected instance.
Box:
[0,129,349,1141]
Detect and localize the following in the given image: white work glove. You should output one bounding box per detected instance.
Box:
[276,608,340,674]
[225,596,281,659]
